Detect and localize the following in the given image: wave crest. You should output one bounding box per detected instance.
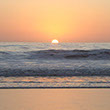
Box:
[26,49,110,60]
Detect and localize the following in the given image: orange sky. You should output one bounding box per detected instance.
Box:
[0,0,110,42]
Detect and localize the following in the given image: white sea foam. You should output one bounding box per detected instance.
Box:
[0,43,110,77]
[0,42,110,88]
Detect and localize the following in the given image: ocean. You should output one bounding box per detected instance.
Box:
[0,42,110,88]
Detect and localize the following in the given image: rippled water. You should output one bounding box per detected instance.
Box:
[0,42,110,88]
[0,76,110,88]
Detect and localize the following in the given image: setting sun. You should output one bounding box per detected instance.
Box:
[52,39,59,44]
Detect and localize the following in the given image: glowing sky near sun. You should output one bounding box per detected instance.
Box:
[0,0,110,42]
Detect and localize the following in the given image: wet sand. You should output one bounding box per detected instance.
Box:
[0,89,110,110]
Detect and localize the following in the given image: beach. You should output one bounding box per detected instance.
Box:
[0,89,110,110]
[0,43,110,109]
[1,0,110,109]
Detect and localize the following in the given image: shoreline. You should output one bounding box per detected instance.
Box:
[0,87,110,89]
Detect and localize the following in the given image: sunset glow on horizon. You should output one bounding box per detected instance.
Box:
[0,0,110,42]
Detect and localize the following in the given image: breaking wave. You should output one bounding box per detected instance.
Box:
[0,49,110,77]
[0,49,110,60]
[26,49,110,60]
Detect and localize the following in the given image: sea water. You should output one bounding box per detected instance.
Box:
[0,42,110,88]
